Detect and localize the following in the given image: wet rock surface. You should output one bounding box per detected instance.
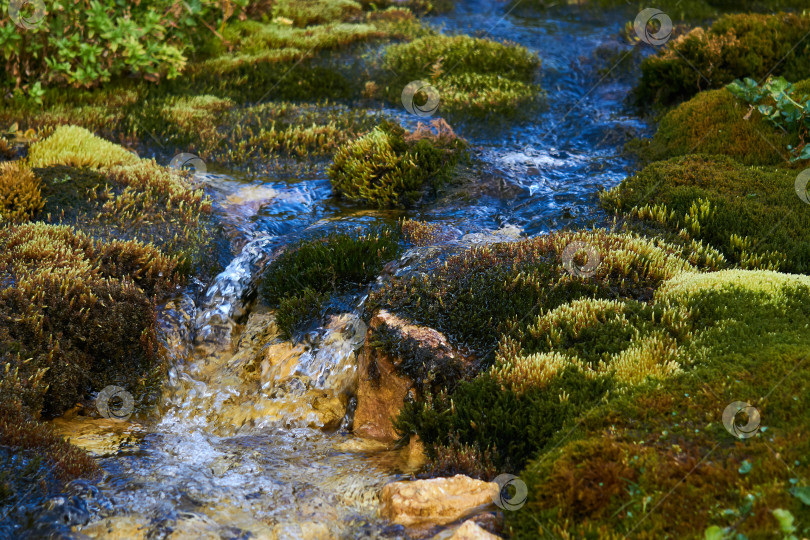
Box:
[353,310,473,442]
[50,417,147,457]
[379,474,499,528]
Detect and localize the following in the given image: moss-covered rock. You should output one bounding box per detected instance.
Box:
[131,98,384,172]
[0,222,179,418]
[272,0,364,27]
[370,229,724,360]
[181,9,429,103]
[381,34,541,118]
[329,120,466,208]
[635,13,810,106]
[507,270,810,538]
[633,81,810,167]
[260,225,402,337]
[602,154,810,273]
[28,125,139,169]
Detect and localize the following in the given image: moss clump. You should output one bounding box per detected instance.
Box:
[329,120,466,208]
[260,225,402,333]
[272,0,363,26]
[25,132,217,277]
[493,297,692,393]
[602,154,810,273]
[275,288,329,339]
[633,82,810,167]
[183,11,429,103]
[395,368,614,473]
[381,34,541,118]
[508,271,810,538]
[369,229,724,359]
[401,218,443,246]
[131,99,383,172]
[27,125,139,169]
[635,13,810,106]
[0,162,44,222]
[0,223,180,418]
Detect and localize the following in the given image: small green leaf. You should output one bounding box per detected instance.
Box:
[738,460,752,474]
[790,486,810,506]
[772,508,796,534]
[704,525,725,540]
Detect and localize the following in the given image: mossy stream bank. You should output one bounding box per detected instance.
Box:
[1,0,810,538]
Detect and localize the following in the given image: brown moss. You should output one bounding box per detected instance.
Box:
[421,434,498,481]
[0,161,44,222]
[401,218,443,246]
[0,399,99,483]
[636,13,810,106]
[0,223,179,417]
[539,438,637,519]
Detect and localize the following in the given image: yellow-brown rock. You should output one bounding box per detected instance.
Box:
[50,416,146,457]
[353,310,472,441]
[448,520,502,539]
[379,474,499,527]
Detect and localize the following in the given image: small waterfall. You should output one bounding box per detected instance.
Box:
[86,224,405,538]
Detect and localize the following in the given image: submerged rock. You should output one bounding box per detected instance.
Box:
[50,417,146,457]
[379,474,499,527]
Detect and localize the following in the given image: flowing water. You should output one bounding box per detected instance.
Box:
[63,3,649,538]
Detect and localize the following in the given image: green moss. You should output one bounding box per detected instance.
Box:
[602,154,810,273]
[180,13,428,103]
[395,368,614,473]
[272,0,363,26]
[636,13,810,107]
[381,34,541,118]
[275,288,329,339]
[356,0,455,15]
[369,229,723,359]
[508,272,810,538]
[634,82,810,167]
[260,225,402,332]
[27,125,139,170]
[329,120,466,208]
[130,99,383,171]
[30,159,219,278]
[0,162,44,222]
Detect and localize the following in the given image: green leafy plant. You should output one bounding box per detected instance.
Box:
[0,0,250,90]
[727,77,810,161]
